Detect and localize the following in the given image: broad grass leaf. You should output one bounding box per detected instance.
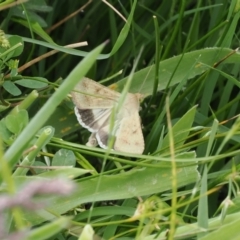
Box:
[21,159,198,224]
[38,168,91,179]
[117,48,240,95]
[160,105,197,152]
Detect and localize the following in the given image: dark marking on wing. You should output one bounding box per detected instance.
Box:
[97,129,109,147]
[76,108,99,130]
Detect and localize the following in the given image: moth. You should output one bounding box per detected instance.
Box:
[71,77,144,154]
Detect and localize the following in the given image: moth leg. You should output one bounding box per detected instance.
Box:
[86,133,98,147]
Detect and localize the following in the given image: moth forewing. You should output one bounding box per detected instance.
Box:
[114,112,144,154]
[71,78,120,109]
[125,93,141,112]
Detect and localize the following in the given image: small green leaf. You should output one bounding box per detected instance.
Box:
[15,78,48,89]
[3,81,21,96]
[18,109,29,127]
[8,35,24,57]
[10,68,18,77]
[32,161,48,174]
[5,109,28,134]
[5,115,20,134]
[52,149,76,167]
[0,119,13,144]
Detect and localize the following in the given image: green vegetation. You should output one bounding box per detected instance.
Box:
[1,0,240,239]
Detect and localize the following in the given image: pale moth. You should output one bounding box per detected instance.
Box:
[71,77,144,154]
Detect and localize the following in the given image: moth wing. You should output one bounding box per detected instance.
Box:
[113,112,144,154]
[71,77,120,109]
[93,120,117,149]
[74,107,111,132]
